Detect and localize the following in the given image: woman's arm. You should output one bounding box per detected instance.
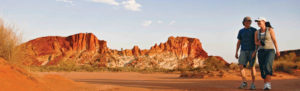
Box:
[269,28,280,56]
[254,31,260,46]
[252,31,259,58]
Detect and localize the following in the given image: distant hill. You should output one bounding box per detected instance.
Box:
[276,49,300,59]
[280,49,300,57]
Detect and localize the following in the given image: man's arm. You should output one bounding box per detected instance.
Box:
[235,40,241,59]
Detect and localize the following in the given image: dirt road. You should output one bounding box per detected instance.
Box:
[37,72,300,91]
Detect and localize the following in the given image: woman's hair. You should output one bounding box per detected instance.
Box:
[265,21,272,28]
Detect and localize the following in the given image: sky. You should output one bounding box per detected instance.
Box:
[0,0,299,63]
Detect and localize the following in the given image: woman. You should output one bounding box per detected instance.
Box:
[254,17,280,90]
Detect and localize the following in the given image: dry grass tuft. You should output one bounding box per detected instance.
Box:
[0,18,23,64]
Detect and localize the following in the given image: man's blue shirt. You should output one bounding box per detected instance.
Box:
[237,27,257,51]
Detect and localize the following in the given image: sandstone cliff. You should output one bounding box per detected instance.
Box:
[20,33,227,69]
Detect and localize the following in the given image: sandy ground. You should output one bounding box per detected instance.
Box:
[0,58,99,91]
[37,70,300,91]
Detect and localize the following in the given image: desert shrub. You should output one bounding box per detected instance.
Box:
[277,52,297,62]
[229,63,239,71]
[179,56,229,78]
[273,52,300,73]
[30,60,90,72]
[295,57,300,63]
[203,56,228,71]
[177,57,194,71]
[178,56,229,72]
[273,61,296,73]
[29,61,176,72]
[0,19,22,64]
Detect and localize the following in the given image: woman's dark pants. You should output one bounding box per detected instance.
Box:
[258,49,275,79]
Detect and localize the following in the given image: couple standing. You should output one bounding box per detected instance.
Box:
[235,16,280,90]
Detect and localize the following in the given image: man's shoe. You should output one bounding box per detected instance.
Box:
[250,83,256,90]
[238,82,248,89]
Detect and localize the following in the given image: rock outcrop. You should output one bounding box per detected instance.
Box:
[147,36,208,58]
[20,33,227,69]
[20,33,108,65]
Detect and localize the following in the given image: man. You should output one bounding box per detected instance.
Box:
[235,16,257,90]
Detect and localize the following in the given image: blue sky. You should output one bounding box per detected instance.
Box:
[1,0,300,63]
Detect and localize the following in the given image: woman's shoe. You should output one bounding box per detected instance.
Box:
[263,83,271,90]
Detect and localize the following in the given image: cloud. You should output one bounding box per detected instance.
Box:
[91,0,120,6]
[157,20,163,24]
[122,0,141,11]
[89,0,142,11]
[142,20,152,27]
[142,20,176,27]
[56,0,75,6]
[169,20,176,25]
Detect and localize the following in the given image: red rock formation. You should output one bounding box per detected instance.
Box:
[21,33,227,68]
[114,36,208,59]
[24,36,70,56]
[147,36,208,59]
[132,45,141,56]
[98,40,108,54]
[24,33,107,55]
[21,33,108,65]
[66,33,100,51]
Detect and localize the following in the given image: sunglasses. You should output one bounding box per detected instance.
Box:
[245,20,252,22]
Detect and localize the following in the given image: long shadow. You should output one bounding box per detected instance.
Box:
[73,78,300,91]
[75,79,237,90]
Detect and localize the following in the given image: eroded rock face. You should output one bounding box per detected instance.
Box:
[20,33,227,69]
[67,33,99,51]
[20,33,108,65]
[147,36,208,59]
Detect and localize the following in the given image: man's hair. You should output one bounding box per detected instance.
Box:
[242,16,251,26]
